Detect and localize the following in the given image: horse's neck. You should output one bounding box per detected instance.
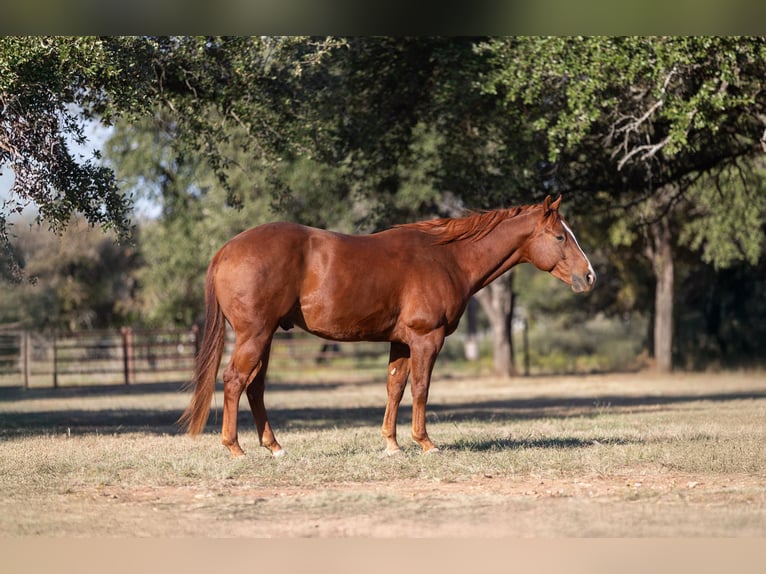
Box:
[449,209,536,294]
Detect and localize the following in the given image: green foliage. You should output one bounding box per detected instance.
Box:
[479,35,766,269]
[272,157,356,231]
[676,254,766,369]
[480,37,766,182]
[0,37,137,276]
[0,217,140,331]
[512,264,649,373]
[1,36,345,272]
[679,161,766,269]
[477,36,766,370]
[393,122,443,216]
[4,36,766,371]
[106,118,281,326]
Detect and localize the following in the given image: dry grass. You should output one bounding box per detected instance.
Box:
[1,370,765,536]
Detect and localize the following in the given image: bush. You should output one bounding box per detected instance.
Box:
[526,313,648,374]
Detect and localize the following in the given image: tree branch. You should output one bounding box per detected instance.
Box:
[616,135,671,170]
[606,67,681,171]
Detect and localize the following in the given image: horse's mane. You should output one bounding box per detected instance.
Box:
[394,206,528,245]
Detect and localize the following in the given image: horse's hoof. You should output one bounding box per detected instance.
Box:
[384,448,402,457]
[424,446,441,455]
[271,448,286,458]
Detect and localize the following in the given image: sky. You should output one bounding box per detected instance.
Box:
[1,121,161,223]
[1,120,111,221]
[0,169,13,198]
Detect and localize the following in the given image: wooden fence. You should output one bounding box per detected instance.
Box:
[0,327,391,388]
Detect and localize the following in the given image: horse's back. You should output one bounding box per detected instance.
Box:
[210,221,461,341]
[223,221,311,252]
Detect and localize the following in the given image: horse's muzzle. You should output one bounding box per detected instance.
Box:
[571,270,597,293]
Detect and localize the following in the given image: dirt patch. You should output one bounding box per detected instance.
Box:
[94,470,764,505]
[34,471,760,537]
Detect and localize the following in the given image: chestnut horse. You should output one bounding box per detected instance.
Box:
[179,195,595,457]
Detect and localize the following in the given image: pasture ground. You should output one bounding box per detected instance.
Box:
[0,370,764,537]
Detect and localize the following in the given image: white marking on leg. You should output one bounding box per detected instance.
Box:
[390,367,397,376]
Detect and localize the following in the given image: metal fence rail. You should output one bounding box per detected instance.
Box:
[0,326,390,388]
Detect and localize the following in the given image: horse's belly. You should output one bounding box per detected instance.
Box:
[295,299,398,342]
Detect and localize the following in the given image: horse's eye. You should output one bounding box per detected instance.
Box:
[556,234,565,242]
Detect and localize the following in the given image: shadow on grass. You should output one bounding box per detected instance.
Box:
[0,378,380,402]
[0,381,183,400]
[1,380,765,439]
[446,435,639,452]
[0,409,183,437]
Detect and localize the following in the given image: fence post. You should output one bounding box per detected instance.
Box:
[22,331,30,389]
[191,324,200,358]
[52,331,58,389]
[121,327,135,385]
[522,317,530,377]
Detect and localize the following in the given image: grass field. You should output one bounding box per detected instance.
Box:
[0,370,764,537]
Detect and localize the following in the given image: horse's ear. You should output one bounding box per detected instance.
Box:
[542,194,562,215]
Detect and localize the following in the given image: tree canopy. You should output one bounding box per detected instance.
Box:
[0,36,343,271]
[3,36,766,370]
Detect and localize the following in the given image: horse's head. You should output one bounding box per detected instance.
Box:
[522,195,596,293]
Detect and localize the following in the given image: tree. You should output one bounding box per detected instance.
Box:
[9,36,765,372]
[276,37,549,376]
[1,36,343,275]
[480,36,766,371]
[0,217,140,331]
[105,115,354,326]
[97,38,541,366]
[1,37,133,276]
[474,271,517,376]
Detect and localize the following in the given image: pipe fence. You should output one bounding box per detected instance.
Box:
[0,326,391,388]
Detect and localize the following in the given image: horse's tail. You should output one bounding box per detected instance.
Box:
[178,256,226,436]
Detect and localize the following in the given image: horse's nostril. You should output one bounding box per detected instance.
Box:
[586,272,596,286]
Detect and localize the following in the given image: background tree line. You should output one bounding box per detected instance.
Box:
[2,36,765,373]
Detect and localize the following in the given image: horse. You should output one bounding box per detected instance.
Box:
[179,195,596,457]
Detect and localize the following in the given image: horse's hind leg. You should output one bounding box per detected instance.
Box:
[244,340,285,457]
[221,334,270,457]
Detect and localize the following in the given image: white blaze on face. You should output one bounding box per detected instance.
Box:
[561,220,595,279]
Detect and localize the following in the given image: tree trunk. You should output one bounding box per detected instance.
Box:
[475,270,517,377]
[463,298,480,361]
[647,216,674,372]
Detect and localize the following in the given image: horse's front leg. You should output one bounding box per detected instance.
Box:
[408,329,444,453]
[381,342,411,455]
